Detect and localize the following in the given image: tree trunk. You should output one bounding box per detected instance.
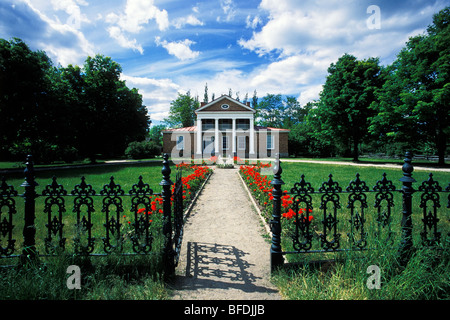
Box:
[353,138,359,162]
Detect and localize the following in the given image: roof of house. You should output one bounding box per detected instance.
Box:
[162,126,197,133]
[162,125,290,133]
[195,95,255,113]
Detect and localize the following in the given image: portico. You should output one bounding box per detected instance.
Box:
[195,97,256,156]
[162,94,290,159]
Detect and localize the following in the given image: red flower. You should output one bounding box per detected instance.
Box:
[282,208,314,223]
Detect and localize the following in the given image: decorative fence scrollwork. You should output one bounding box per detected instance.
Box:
[0,154,188,278]
[129,176,154,254]
[71,176,96,255]
[346,173,369,250]
[0,177,18,256]
[42,176,67,254]
[270,152,449,271]
[318,174,342,251]
[418,173,442,246]
[100,176,125,254]
[289,175,314,252]
[373,172,396,244]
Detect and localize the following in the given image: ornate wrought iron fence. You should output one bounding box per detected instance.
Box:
[270,152,450,271]
[0,154,184,278]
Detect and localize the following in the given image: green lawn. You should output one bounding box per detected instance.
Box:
[2,160,449,300]
[279,161,449,191]
[1,161,169,256]
[268,161,450,300]
[0,160,201,300]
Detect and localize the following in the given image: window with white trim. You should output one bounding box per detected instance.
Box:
[222,136,229,150]
[176,135,184,150]
[267,134,274,150]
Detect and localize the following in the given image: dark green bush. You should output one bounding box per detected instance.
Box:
[125,140,161,159]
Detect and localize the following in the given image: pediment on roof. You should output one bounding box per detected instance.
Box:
[196,95,255,113]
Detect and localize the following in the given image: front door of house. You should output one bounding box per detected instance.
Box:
[203,136,215,156]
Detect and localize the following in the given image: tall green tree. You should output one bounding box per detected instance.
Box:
[316,53,384,161]
[255,94,284,127]
[251,90,258,109]
[203,82,209,103]
[0,38,59,161]
[369,7,450,164]
[148,124,166,146]
[81,54,149,160]
[0,40,149,163]
[165,91,199,128]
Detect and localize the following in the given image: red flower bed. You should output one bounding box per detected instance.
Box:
[239,163,314,225]
[125,163,212,224]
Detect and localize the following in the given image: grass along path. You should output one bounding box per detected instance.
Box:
[0,161,211,299]
[240,160,449,300]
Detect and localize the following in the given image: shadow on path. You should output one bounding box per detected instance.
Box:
[174,242,278,295]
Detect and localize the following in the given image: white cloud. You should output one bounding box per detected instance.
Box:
[50,0,90,29]
[107,26,143,54]
[173,14,204,29]
[239,3,361,57]
[20,0,94,66]
[117,0,169,33]
[245,15,261,29]
[155,36,200,61]
[105,0,169,52]
[121,74,181,121]
[236,0,447,106]
[218,0,236,22]
[121,74,180,91]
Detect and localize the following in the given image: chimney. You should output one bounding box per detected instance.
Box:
[200,102,207,107]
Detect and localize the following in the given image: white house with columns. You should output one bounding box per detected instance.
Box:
[162,95,289,160]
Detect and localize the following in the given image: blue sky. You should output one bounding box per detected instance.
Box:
[1,0,449,125]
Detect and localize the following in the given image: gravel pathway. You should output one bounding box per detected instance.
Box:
[170,167,281,300]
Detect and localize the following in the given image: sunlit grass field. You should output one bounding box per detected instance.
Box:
[268,161,450,300]
[1,159,449,299]
[0,161,202,299]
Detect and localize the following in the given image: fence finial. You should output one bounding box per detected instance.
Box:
[271,153,284,186]
[160,153,173,186]
[400,151,416,183]
[21,154,38,188]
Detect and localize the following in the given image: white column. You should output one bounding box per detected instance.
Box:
[249,118,255,155]
[196,118,202,155]
[214,118,219,154]
[232,118,236,154]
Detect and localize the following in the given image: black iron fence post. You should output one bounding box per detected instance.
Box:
[270,153,284,272]
[20,155,38,264]
[160,153,174,278]
[399,151,416,265]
